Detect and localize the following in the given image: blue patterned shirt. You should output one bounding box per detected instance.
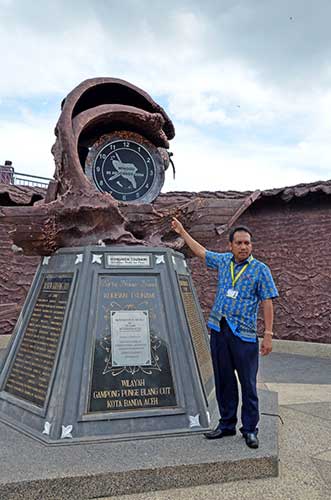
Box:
[206,251,279,342]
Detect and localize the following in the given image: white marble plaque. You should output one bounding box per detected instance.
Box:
[111,310,151,367]
[106,254,151,268]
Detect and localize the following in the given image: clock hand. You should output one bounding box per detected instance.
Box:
[114,152,123,164]
[109,172,121,181]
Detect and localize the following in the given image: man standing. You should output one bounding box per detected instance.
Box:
[171,218,278,449]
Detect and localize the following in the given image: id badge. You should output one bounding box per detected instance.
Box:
[226,288,238,299]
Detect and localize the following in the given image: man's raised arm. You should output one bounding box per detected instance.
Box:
[171,217,206,260]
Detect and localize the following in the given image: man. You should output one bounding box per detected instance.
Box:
[171,218,278,449]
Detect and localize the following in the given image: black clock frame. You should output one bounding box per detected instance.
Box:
[85,131,165,203]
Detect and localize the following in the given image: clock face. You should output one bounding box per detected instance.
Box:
[87,137,158,202]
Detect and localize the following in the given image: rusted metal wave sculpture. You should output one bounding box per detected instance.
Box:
[0,193,136,255]
[72,104,169,148]
[0,77,182,255]
[52,77,174,194]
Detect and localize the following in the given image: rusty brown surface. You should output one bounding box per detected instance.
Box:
[0,191,134,255]
[186,190,331,345]
[1,67,258,255]
[72,104,169,148]
[0,184,45,206]
[261,179,331,201]
[0,78,178,254]
[0,222,40,335]
[0,183,256,334]
[1,159,331,343]
[52,77,174,194]
[237,195,331,344]
[0,186,257,255]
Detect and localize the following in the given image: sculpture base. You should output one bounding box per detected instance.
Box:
[0,389,279,499]
[0,246,217,443]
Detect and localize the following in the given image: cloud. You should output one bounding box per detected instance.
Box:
[0,0,331,192]
[0,117,55,177]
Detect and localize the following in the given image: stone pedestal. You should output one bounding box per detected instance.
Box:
[0,246,217,443]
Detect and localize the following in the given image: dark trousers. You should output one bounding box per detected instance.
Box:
[210,318,259,434]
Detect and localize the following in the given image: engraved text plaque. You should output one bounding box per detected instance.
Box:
[178,275,213,388]
[4,274,73,407]
[105,254,151,268]
[89,275,177,412]
[111,310,151,367]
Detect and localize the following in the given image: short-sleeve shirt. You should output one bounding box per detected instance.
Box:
[206,251,279,343]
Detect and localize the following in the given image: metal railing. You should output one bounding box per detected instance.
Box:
[0,164,51,188]
[13,172,51,188]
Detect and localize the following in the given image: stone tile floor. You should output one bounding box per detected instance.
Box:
[98,352,331,500]
[0,348,330,499]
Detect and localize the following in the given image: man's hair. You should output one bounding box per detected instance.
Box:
[229,225,253,242]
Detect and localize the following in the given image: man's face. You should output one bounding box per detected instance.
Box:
[229,230,252,263]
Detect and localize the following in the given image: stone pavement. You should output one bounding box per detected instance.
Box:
[99,351,331,500]
[0,346,278,500]
[0,346,330,499]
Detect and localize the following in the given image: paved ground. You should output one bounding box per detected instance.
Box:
[0,348,330,499]
[98,352,331,500]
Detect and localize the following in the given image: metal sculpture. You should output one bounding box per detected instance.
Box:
[0,77,200,255]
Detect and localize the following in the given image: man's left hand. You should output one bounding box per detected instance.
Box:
[260,335,272,356]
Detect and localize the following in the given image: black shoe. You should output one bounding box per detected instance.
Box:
[204,428,236,440]
[243,432,259,449]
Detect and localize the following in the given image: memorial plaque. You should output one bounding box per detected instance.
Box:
[178,275,213,388]
[4,274,73,407]
[0,247,216,442]
[105,254,151,268]
[88,275,177,413]
[111,310,151,367]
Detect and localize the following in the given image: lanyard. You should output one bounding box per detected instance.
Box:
[230,255,253,288]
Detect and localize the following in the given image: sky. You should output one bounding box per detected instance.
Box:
[1,0,331,193]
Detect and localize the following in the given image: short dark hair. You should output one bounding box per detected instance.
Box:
[229,225,253,242]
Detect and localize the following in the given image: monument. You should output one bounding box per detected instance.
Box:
[0,78,217,442]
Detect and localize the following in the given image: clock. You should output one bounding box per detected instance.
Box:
[85,131,166,203]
